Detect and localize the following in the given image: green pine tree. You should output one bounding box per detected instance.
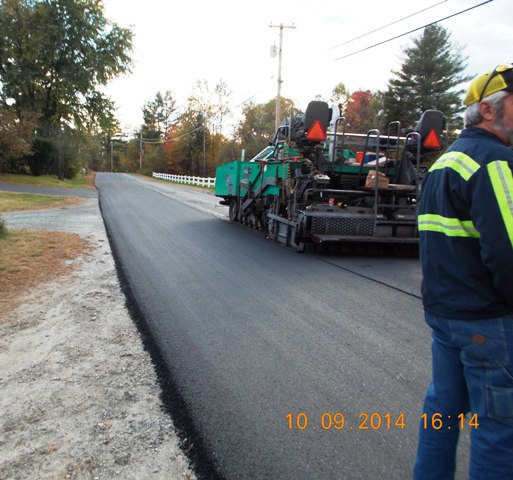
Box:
[382,24,470,131]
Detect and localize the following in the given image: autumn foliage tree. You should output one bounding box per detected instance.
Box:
[0,107,39,172]
[0,0,133,176]
[136,81,233,176]
[344,90,383,133]
[330,83,350,111]
[236,97,297,160]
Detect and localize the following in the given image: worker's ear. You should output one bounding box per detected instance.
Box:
[478,100,497,122]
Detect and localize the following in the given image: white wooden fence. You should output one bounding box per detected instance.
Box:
[153,172,216,188]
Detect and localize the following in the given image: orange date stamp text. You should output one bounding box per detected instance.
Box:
[285,412,479,431]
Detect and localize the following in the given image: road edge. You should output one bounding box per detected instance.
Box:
[96,188,223,480]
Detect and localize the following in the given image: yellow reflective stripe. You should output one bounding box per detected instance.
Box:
[418,214,480,238]
[429,152,480,181]
[487,160,513,249]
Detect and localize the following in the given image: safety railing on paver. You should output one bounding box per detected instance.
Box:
[153,172,216,188]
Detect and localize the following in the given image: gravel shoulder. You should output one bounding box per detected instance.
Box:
[0,194,196,479]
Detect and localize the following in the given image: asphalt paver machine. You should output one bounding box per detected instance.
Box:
[215,101,445,251]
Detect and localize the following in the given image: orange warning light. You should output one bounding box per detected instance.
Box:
[423,129,442,149]
[306,120,326,141]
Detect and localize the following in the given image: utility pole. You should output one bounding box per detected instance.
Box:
[139,132,143,172]
[269,23,296,131]
[203,125,206,177]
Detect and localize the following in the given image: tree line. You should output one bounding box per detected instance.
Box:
[130,22,467,178]
[0,0,468,179]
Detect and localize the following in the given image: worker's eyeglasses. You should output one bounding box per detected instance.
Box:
[478,64,513,103]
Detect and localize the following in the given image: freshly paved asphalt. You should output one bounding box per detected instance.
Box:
[95,173,470,480]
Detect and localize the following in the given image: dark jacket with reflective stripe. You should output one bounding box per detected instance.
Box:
[419,127,513,319]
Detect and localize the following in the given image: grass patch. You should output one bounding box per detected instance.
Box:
[0,192,82,213]
[0,171,96,189]
[0,229,90,319]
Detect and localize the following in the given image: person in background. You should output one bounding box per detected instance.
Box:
[414,64,513,479]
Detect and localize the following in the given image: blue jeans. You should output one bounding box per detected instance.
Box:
[414,313,513,480]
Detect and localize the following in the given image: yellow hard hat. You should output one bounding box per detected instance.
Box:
[464,63,513,106]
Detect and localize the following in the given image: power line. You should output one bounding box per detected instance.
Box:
[325,0,447,52]
[141,124,206,145]
[165,124,205,142]
[139,113,187,143]
[234,90,265,108]
[334,0,493,61]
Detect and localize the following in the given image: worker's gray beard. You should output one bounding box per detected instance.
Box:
[493,114,513,146]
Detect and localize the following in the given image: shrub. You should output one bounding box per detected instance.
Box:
[26,135,82,179]
[27,137,56,176]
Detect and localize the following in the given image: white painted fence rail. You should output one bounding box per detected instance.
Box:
[153,172,215,188]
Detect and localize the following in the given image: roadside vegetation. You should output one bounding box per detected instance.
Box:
[0,192,82,212]
[0,171,96,189]
[1,0,133,179]
[0,229,89,318]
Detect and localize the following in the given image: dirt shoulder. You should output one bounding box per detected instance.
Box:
[0,229,89,317]
[0,197,196,479]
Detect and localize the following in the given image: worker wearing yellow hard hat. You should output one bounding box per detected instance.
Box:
[415,64,513,480]
[464,63,513,106]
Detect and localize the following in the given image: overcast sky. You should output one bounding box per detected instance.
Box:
[102,0,511,133]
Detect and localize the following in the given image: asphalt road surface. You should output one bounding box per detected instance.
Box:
[96,173,470,480]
